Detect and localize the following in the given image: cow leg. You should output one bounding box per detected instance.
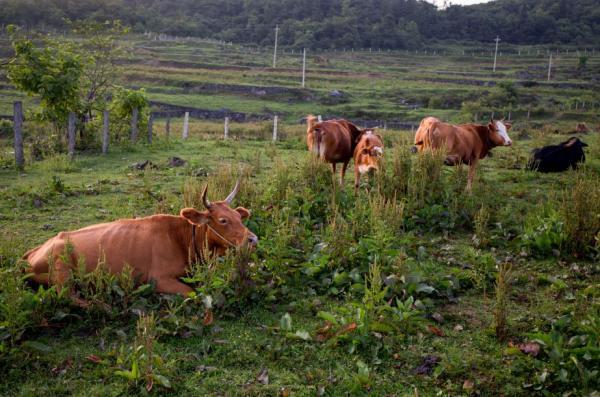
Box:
[154,278,194,296]
[354,165,360,190]
[331,163,337,183]
[340,161,349,186]
[467,161,478,192]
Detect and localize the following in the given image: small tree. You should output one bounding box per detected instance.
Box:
[109,87,149,142]
[6,21,129,147]
[7,25,83,130]
[69,20,129,122]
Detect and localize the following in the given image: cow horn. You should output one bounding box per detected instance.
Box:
[224,179,240,204]
[202,184,212,209]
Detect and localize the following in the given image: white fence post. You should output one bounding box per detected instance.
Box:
[68,112,76,160]
[147,113,154,144]
[102,110,109,155]
[224,117,229,139]
[301,48,306,88]
[182,111,189,139]
[272,115,278,141]
[13,101,24,169]
[130,107,138,142]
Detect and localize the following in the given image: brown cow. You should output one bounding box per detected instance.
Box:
[353,129,384,189]
[413,118,512,190]
[22,182,257,295]
[306,114,363,185]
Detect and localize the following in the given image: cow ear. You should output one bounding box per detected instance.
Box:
[235,207,251,220]
[488,121,495,131]
[180,208,210,225]
[505,122,512,130]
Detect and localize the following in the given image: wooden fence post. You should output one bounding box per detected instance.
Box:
[147,113,154,144]
[224,117,229,139]
[13,101,24,169]
[131,107,138,142]
[68,112,76,160]
[272,115,278,141]
[102,110,109,155]
[165,117,170,138]
[182,111,189,139]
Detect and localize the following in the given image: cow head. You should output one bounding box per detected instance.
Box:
[180,181,258,255]
[488,119,513,147]
[562,137,588,148]
[355,130,384,174]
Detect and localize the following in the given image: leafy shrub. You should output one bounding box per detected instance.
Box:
[109,87,149,143]
[525,313,599,395]
[0,120,12,137]
[522,207,566,257]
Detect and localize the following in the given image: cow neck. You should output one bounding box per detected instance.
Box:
[190,224,205,265]
[477,125,493,158]
[189,221,237,265]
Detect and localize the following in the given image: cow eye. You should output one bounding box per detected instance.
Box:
[218,218,228,224]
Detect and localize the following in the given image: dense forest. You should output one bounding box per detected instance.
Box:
[0,0,599,47]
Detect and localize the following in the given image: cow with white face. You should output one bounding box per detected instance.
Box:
[413,118,513,190]
[353,129,384,189]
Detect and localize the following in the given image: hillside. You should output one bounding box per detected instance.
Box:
[1,0,598,47]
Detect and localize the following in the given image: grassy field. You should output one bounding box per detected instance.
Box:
[1,35,599,125]
[0,34,599,396]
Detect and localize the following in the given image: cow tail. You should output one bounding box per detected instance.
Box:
[315,128,323,158]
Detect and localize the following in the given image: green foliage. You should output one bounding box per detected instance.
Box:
[526,313,600,395]
[7,31,83,124]
[522,207,566,257]
[560,169,600,256]
[494,263,513,341]
[1,0,598,46]
[113,313,172,391]
[108,87,149,142]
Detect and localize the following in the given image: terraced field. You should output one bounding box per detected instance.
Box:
[1,35,599,127]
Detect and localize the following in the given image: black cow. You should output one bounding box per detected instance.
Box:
[527,137,588,173]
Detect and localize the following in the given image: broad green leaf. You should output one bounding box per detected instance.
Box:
[151,374,172,388]
[280,313,293,331]
[22,341,53,353]
[317,311,339,325]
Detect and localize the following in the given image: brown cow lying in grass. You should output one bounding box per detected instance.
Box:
[22,182,257,295]
[306,115,363,185]
[413,117,513,190]
[353,129,384,189]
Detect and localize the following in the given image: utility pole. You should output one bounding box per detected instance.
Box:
[301,48,306,88]
[493,36,500,72]
[547,53,552,81]
[272,24,279,68]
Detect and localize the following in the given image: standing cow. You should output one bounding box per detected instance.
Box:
[306,115,364,185]
[527,137,588,172]
[413,117,513,190]
[22,182,257,295]
[353,130,384,189]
